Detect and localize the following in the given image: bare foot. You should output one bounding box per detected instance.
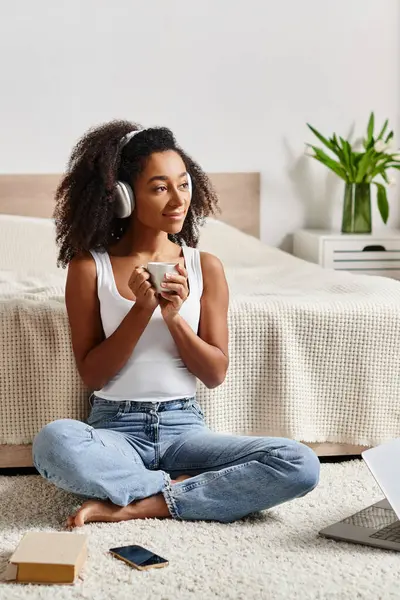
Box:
[65,474,193,528]
[66,500,133,528]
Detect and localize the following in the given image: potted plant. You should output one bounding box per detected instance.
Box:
[305,112,400,233]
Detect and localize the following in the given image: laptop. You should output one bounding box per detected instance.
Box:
[319,437,400,551]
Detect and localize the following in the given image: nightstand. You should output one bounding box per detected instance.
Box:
[293,229,400,280]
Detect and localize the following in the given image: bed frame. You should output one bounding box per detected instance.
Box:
[0,173,368,464]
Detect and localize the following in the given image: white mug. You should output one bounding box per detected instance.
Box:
[146,262,178,294]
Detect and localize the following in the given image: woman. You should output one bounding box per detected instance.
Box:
[32,120,320,528]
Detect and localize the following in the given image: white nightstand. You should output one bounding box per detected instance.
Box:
[293,229,400,280]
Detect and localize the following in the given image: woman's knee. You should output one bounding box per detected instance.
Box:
[269,438,320,493]
[32,419,86,472]
[291,441,320,493]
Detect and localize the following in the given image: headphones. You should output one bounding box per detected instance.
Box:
[114,128,193,219]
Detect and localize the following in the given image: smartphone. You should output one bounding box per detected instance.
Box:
[109,544,169,571]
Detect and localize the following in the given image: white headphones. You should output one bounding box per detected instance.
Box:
[114,128,193,219]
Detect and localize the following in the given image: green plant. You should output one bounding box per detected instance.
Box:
[305,112,400,224]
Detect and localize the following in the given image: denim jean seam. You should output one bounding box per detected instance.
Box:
[174,462,250,494]
[189,407,205,420]
[171,450,264,472]
[160,471,182,520]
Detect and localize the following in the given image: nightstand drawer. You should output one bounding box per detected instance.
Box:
[323,239,400,269]
[293,230,400,280]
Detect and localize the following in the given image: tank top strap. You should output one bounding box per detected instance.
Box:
[182,245,203,297]
[88,248,108,289]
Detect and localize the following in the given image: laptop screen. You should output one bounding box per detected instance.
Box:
[362,437,400,519]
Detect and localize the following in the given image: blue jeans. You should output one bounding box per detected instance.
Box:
[32,395,320,523]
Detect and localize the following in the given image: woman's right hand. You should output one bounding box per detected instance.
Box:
[128,266,159,312]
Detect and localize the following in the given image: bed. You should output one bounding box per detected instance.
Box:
[1,173,400,467]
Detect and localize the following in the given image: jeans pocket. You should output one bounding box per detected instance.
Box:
[190,400,205,420]
[86,399,124,427]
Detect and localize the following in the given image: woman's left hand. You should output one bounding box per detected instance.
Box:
[159,263,189,321]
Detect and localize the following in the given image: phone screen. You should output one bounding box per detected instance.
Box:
[109,544,169,570]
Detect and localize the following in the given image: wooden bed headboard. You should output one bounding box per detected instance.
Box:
[0,172,260,238]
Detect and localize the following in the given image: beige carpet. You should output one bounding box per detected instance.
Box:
[0,460,400,600]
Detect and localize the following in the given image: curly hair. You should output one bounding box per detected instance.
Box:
[53,119,220,269]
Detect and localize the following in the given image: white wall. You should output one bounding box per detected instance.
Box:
[0,0,399,250]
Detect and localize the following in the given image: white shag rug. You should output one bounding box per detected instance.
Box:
[1,460,400,600]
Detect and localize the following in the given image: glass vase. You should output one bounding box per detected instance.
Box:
[341,182,372,234]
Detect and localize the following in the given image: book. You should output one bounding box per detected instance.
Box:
[4,531,88,585]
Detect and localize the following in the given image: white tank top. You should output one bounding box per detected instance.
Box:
[88,245,203,402]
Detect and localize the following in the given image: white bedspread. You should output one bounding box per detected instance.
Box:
[1,215,400,445]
